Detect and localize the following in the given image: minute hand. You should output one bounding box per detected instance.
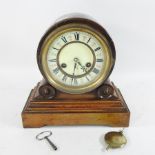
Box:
[73,62,77,76]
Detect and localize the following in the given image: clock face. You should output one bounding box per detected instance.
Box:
[38,22,115,94]
[47,31,104,87]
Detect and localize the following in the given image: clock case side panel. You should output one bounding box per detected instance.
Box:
[36,16,116,91]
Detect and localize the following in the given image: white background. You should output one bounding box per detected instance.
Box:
[0,0,155,154]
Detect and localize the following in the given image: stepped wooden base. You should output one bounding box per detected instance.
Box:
[22,81,130,128]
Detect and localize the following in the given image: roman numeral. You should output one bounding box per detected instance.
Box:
[92,68,99,74]
[61,36,67,43]
[71,78,78,85]
[94,47,101,52]
[48,59,56,62]
[62,74,67,82]
[74,32,79,40]
[96,59,103,62]
[73,78,78,85]
[87,37,91,43]
[53,67,59,74]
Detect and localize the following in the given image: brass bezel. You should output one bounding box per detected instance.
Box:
[39,23,114,94]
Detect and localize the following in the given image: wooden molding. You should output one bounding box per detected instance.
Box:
[22,80,130,128]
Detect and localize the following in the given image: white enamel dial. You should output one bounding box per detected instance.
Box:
[46,30,105,87]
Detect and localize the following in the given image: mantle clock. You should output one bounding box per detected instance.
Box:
[22,14,130,128]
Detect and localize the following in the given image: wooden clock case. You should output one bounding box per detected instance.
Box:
[21,14,130,128]
[22,79,130,128]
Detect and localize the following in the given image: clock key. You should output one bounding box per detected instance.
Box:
[36,131,58,151]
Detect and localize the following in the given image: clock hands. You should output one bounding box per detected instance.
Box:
[73,62,77,76]
[71,61,77,85]
[71,58,90,85]
[74,58,87,73]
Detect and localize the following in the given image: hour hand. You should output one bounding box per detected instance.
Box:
[77,61,87,73]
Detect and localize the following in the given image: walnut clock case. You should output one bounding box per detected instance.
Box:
[22,14,130,128]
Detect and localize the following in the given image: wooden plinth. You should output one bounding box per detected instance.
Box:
[22,81,130,128]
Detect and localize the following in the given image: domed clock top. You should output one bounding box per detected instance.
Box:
[37,14,116,94]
